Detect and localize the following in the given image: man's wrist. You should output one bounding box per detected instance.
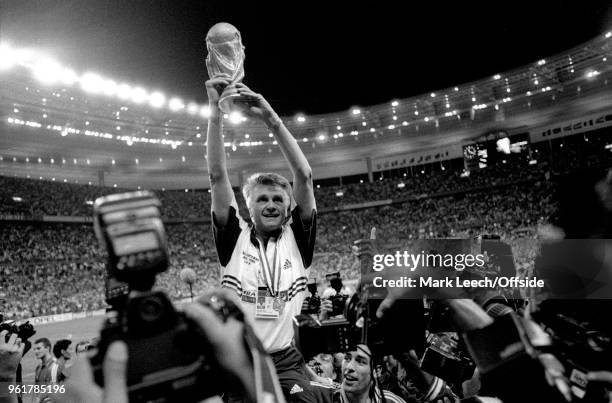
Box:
[264,112,283,131]
[208,105,223,122]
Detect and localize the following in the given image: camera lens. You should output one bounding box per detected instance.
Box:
[139,296,164,322]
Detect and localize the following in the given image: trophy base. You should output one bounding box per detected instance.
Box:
[218,93,243,114]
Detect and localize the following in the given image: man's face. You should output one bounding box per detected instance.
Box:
[33,343,49,360]
[248,185,290,234]
[63,343,75,359]
[342,348,372,395]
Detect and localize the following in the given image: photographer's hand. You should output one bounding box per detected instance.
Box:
[56,342,128,403]
[319,299,333,320]
[0,331,24,381]
[183,291,256,401]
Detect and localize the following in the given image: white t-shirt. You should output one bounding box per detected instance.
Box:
[213,205,317,352]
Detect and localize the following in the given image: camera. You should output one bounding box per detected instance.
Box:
[0,316,36,342]
[301,279,321,315]
[420,332,475,385]
[463,311,583,403]
[327,294,348,317]
[529,238,612,402]
[293,315,353,360]
[323,272,349,317]
[294,279,426,362]
[90,191,238,402]
[92,191,169,291]
[530,299,612,402]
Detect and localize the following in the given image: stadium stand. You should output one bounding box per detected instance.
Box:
[4,126,612,319]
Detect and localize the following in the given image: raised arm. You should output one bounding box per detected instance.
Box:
[205,78,235,226]
[229,83,316,221]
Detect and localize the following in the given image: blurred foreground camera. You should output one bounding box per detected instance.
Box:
[0,316,35,343]
[91,191,240,402]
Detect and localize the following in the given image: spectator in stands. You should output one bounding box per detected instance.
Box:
[4,140,602,320]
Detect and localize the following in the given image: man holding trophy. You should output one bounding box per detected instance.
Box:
[205,23,318,402]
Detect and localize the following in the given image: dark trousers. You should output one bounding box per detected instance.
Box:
[224,346,316,403]
[270,346,317,403]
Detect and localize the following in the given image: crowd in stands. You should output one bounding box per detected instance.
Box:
[0,179,554,319]
[0,158,540,219]
[3,128,611,219]
[1,130,611,319]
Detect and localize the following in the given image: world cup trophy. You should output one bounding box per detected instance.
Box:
[205,22,245,113]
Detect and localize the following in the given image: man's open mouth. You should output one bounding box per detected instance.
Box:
[343,373,357,382]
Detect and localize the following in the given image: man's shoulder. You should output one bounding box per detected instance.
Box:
[383,389,407,403]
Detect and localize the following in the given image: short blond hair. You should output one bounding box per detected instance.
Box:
[242,172,292,206]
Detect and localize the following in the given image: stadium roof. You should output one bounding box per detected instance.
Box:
[1,0,611,115]
[1,1,612,188]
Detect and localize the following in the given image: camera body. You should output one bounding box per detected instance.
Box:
[91,191,230,402]
[295,284,426,361]
[420,332,475,385]
[302,281,322,315]
[0,318,35,342]
[531,300,612,402]
[293,315,353,360]
[327,294,348,317]
[326,274,348,317]
[302,295,322,315]
[90,291,224,402]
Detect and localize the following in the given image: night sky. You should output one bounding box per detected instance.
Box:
[1,0,611,116]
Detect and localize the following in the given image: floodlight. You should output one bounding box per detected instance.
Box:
[149,91,166,108]
[131,87,148,103]
[80,72,105,94]
[32,58,63,85]
[168,97,185,111]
